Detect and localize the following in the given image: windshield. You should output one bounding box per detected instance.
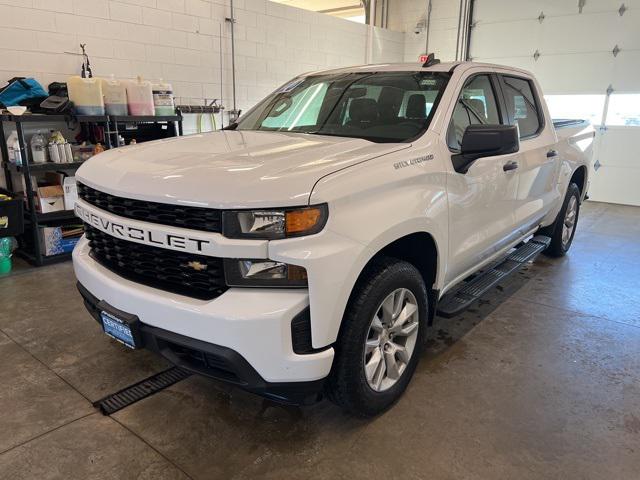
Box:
[235,71,450,143]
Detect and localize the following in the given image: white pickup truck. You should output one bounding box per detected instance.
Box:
[73,59,593,416]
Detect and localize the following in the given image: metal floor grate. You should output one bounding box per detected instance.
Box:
[93,367,192,415]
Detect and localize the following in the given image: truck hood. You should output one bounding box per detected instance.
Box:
[76,130,409,209]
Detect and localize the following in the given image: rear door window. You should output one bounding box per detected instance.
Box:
[500,75,542,138]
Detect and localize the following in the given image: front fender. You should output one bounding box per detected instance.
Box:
[271,144,449,348]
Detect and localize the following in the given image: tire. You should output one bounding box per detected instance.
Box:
[541,182,581,257]
[326,257,428,417]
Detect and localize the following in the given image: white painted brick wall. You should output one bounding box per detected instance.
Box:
[0,0,406,125]
[386,0,461,62]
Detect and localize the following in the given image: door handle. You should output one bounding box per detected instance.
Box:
[546,150,559,158]
[503,161,519,172]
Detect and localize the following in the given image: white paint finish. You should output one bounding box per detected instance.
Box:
[73,62,592,374]
[76,130,409,209]
[73,238,334,383]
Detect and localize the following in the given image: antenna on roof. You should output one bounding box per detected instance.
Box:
[422,53,440,68]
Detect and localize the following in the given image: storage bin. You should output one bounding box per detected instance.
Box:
[0,189,24,237]
[67,76,105,115]
[101,76,128,116]
[126,77,154,116]
[152,81,175,116]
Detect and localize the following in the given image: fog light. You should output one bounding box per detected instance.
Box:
[224,259,308,287]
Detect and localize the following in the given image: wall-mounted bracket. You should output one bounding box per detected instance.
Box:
[578,0,586,13]
[538,12,545,23]
[606,84,614,96]
[619,3,627,16]
[612,45,620,57]
[533,49,541,61]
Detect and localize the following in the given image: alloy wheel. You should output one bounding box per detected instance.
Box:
[363,288,420,392]
[562,196,578,247]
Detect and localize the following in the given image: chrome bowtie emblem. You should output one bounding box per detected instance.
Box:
[185,261,207,271]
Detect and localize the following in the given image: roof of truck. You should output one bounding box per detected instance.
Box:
[307,61,532,77]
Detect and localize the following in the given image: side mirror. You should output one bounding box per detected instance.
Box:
[452,124,519,173]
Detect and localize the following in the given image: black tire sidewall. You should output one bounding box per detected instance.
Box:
[329,259,428,416]
[547,183,581,256]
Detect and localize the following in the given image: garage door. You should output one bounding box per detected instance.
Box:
[469,0,640,206]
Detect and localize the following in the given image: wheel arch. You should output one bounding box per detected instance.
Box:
[570,165,588,201]
[346,231,440,327]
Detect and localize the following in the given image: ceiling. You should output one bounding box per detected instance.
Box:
[270,0,364,19]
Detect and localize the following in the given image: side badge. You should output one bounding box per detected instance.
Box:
[394,154,434,170]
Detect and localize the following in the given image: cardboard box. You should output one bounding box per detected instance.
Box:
[40,226,63,255]
[39,226,80,256]
[37,185,64,213]
[63,177,78,210]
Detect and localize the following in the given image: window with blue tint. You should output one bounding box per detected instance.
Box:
[237,71,451,143]
[501,76,541,138]
[545,94,606,126]
[606,94,640,126]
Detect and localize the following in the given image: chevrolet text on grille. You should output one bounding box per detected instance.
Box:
[75,203,211,253]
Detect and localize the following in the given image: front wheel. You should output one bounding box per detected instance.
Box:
[326,258,428,417]
[542,182,581,257]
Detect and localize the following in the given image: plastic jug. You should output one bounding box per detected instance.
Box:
[30,131,47,163]
[101,76,128,116]
[126,77,154,116]
[67,76,105,115]
[152,80,175,116]
[6,131,21,166]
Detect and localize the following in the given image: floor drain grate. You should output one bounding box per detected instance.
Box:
[93,367,192,415]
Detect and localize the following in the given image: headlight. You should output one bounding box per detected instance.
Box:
[224,259,308,287]
[222,205,328,240]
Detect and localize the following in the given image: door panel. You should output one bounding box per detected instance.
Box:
[446,150,520,284]
[498,74,560,231]
[444,73,520,284]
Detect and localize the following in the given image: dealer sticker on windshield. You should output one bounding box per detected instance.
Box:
[277,79,304,93]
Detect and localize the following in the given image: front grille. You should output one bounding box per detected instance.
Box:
[85,225,227,300]
[77,183,222,233]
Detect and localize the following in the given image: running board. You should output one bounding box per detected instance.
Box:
[436,235,551,318]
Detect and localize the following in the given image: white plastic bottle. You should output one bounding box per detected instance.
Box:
[126,77,154,116]
[152,80,175,116]
[30,131,48,164]
[7,131,21,166]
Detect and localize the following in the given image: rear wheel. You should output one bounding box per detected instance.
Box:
[326,258,427,417]
[542,182,581,257]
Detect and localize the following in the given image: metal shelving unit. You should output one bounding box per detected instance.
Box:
[0,112,183,266]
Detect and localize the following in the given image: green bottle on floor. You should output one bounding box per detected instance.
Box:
[0,237,12,275]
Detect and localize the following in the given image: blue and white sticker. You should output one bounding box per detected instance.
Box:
[277,79,304,93]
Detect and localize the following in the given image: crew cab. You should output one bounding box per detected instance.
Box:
[73,60,593,416]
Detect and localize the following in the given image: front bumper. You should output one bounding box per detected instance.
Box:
[73,237,334,388]
[77,283,325,404]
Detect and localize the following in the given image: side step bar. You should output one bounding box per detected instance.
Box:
[436,235,551,318]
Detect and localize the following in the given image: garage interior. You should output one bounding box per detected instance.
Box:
[1,0,639,478]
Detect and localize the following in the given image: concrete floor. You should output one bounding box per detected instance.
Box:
[1,200,639,480]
